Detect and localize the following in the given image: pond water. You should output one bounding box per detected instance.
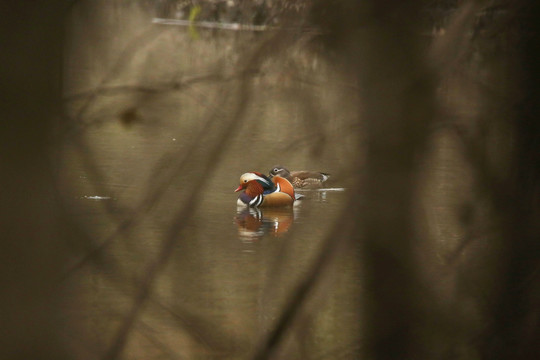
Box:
[61,161,359,359]
[59,5,365,357]
[57,98,362,358]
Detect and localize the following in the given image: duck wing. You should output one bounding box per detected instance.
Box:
[290,171,330,181]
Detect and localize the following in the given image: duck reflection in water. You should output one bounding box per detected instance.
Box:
[234,207,295,242]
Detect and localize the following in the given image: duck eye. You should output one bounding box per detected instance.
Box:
[243,179,248,183]
[273,168,279,172]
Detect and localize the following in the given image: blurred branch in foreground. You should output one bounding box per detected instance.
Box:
[0,2,70,359]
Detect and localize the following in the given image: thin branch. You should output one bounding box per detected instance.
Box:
[251,202,356,360]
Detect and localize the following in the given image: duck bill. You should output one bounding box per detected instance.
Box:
[234,185,243,192]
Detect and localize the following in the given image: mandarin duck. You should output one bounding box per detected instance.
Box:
[269,165,330,189]
[235,172,298,207]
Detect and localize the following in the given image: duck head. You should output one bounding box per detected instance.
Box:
[235,172,275,195]
[269,165,291,180]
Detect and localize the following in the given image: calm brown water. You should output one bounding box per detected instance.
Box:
[60,6,362,352]
[59,4,477,358]
[60,133,358,358]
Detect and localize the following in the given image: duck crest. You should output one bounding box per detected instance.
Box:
[252,172,274,189]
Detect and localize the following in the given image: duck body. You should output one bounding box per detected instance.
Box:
[269,165,330,189]
[235,172,297,207]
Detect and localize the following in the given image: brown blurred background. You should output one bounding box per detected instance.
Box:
[1,1,538,359]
